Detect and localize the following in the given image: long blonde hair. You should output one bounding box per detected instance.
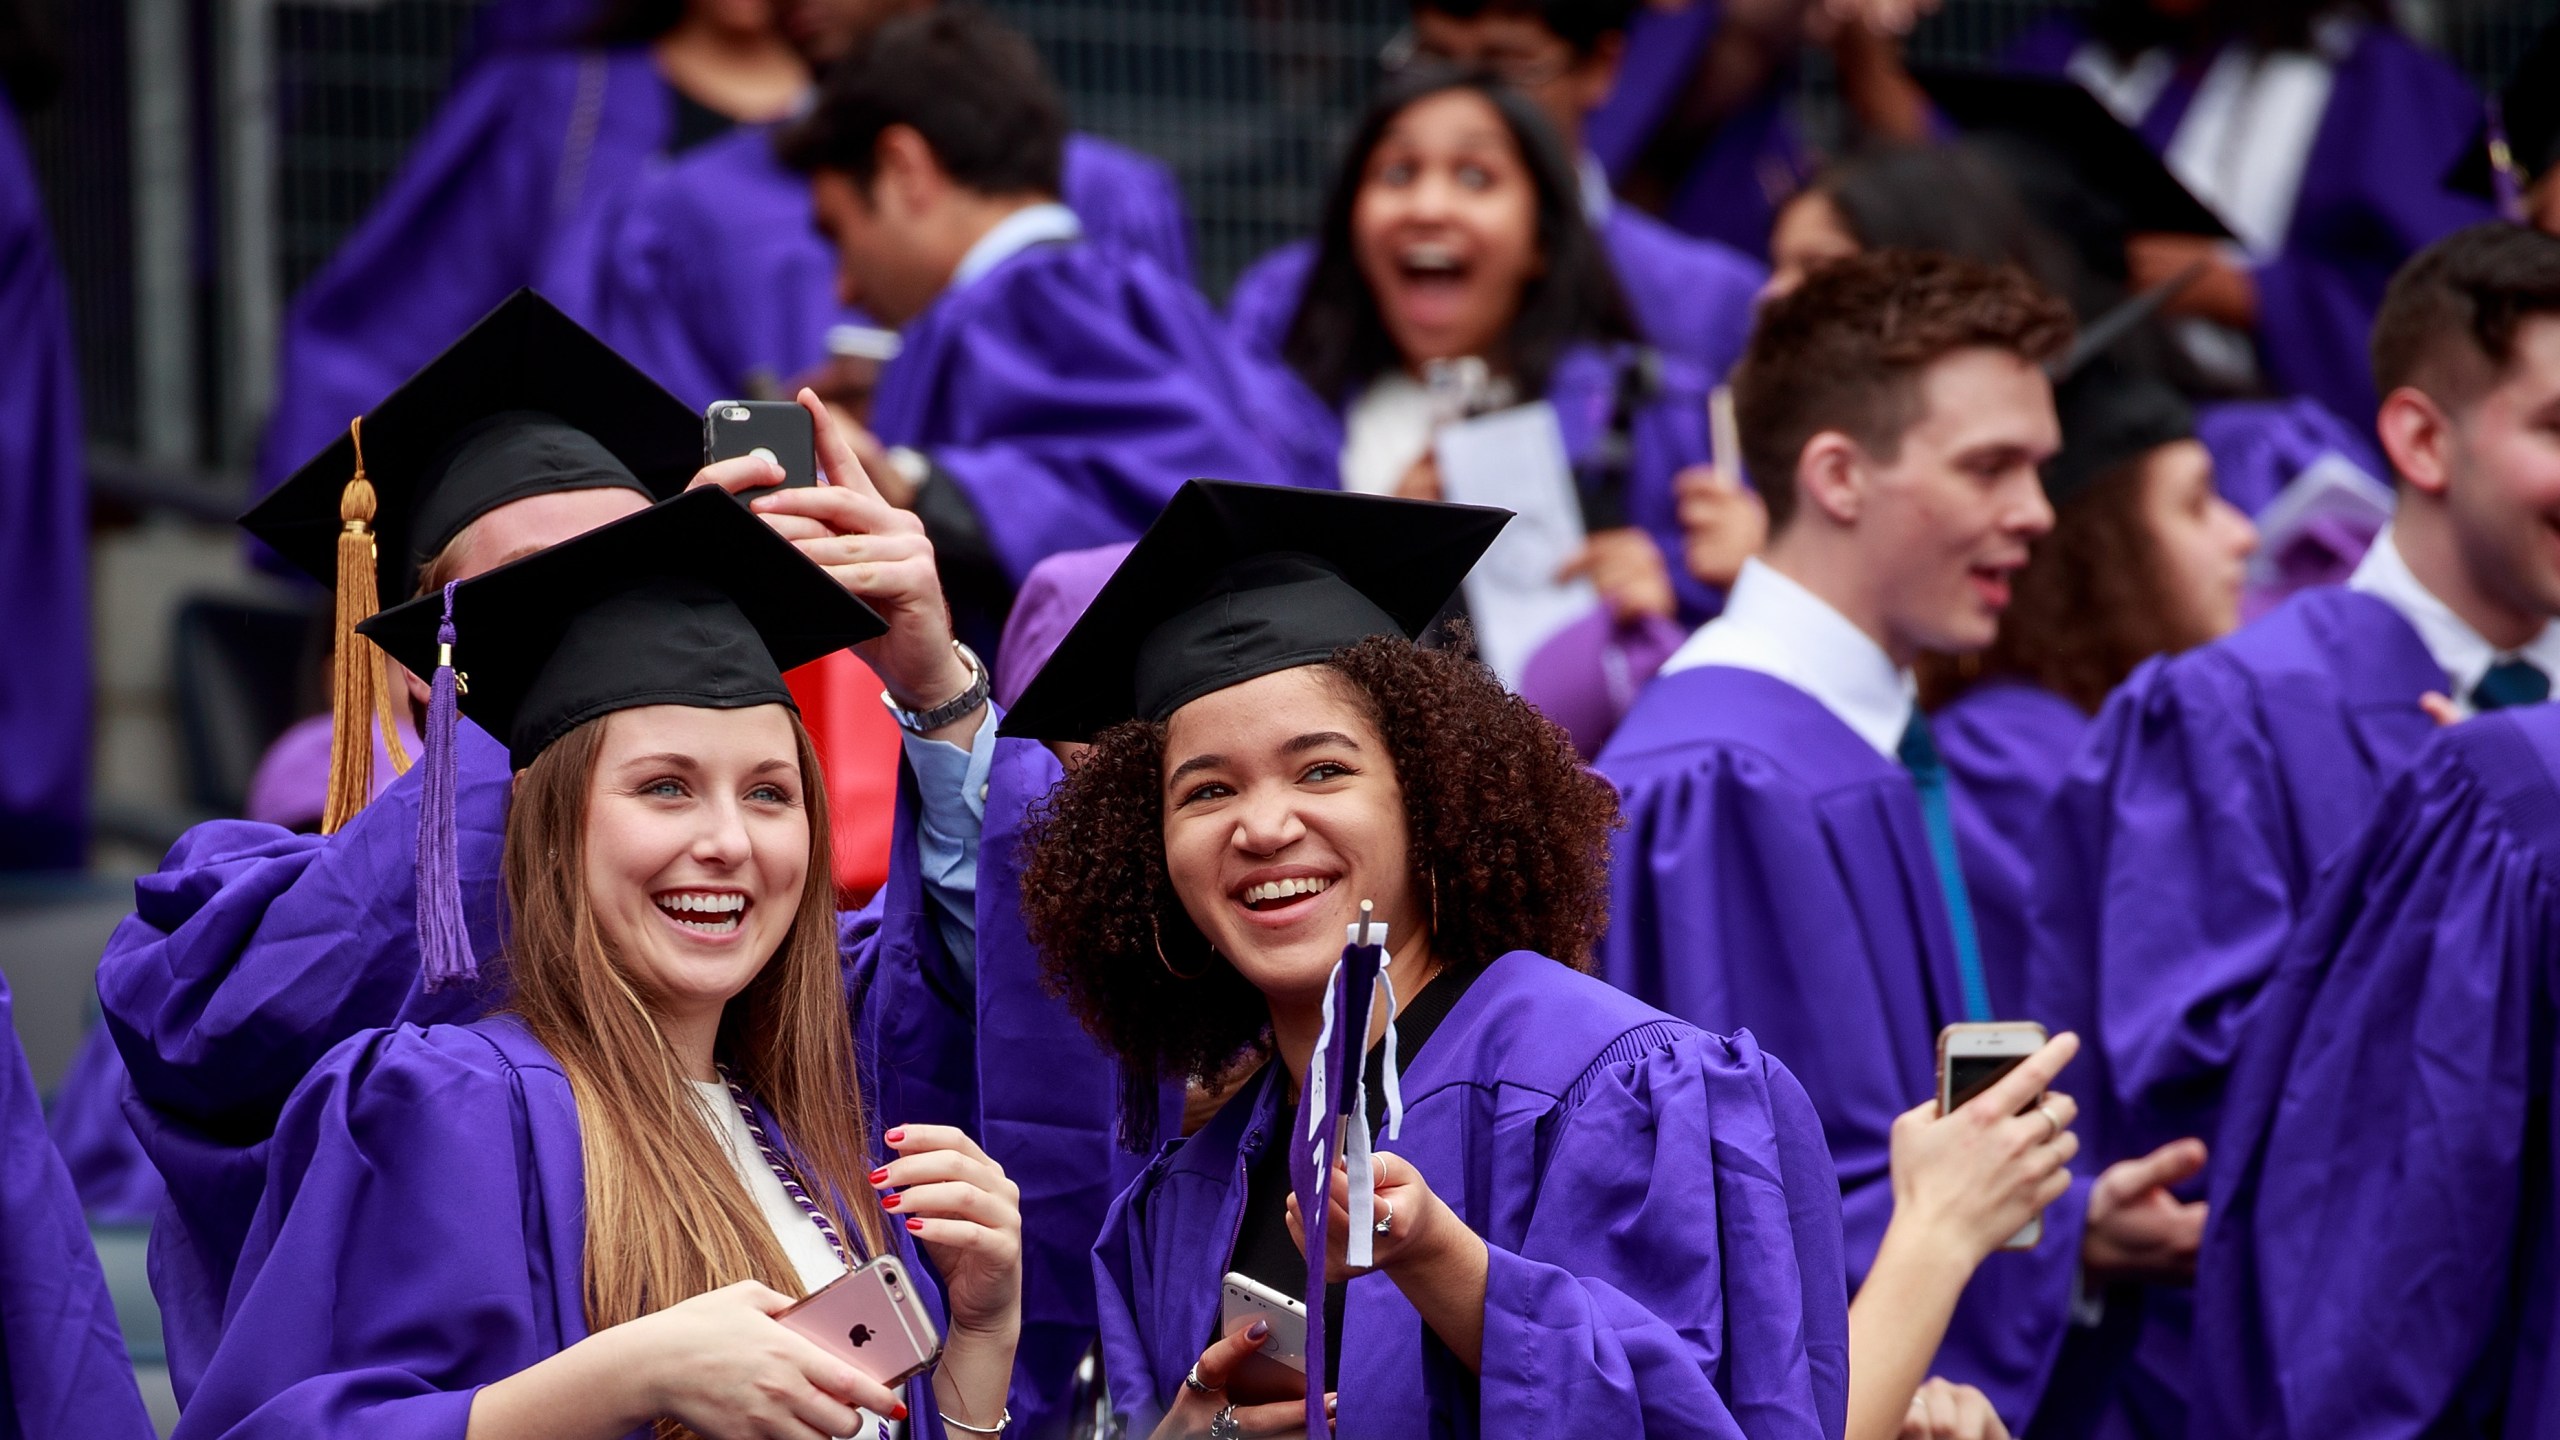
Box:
[501,709,889,1338]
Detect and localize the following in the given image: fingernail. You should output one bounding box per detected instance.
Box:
[905,1216,925,1232]
[868,1168,889,1187]
[881,1192,900,1210]
[888,1404,908,1422]
[1247,1320,1269,1340]
[885,1128,906,1145]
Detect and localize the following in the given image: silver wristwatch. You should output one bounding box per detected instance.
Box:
[880,641,989,734]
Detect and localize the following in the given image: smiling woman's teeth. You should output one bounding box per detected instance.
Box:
[656,892,745,933]
[1243,876,1332,909]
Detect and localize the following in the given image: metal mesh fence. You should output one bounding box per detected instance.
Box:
[21,0,2560,462]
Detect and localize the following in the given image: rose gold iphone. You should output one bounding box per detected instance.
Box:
[778,1254,943,1388]
[1937,1020,2051,1250]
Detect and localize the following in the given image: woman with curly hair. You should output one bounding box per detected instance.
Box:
[1002,480,1847,1440]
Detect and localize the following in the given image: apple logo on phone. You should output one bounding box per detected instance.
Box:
[847,1324,874,1348]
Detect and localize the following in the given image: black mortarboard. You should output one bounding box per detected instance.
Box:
[360,485,886,770]
[2446,20,2560,213]
[242,291,703,832]
[1000,481,1510,742]
[243,290,701,599]
[1914,68,2233,240]
[2042,356,2195,507]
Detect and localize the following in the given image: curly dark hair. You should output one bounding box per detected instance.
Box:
[1020,636,1619,1149]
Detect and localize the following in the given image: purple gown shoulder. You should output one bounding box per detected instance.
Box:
[1059,134,1193,285]
[1584,4,1807,258]
[868,241,1319,583]
[1094,952,1848,1440]
[256,47,673,487]
[175,1017,945,1440]
[0,96,88,867]
[0,972,156,1440]
[1598,665,2085,1429]
[2192,705,2560,1440]
[2022,587,2449,1438]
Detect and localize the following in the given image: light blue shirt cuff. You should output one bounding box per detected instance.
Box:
[903,704,997,983]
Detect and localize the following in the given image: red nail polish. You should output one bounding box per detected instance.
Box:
[905,1216,925,1232]
[868,1168,888,1186]
[885,1128,906,1145]
[881,1192,900,1210]
[889,1404,908,1422]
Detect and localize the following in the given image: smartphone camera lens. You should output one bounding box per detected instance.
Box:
[721,405,752,421]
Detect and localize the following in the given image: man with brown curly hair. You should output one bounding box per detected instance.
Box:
[1596,248,2209,1435]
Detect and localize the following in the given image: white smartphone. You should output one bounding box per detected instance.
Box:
[1937,1021,2051,1251]
[1219,1271,1310,1403]
[778,1254,943,1389]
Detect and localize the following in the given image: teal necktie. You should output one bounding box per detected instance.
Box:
[2473,658,2551,712]
[1898,713,1994,1024]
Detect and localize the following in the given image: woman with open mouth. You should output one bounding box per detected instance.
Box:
[1258,68,1730,638]
[172,488,1022,1440]
[1006,481,1846,1440]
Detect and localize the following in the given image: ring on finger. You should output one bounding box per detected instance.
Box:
[1209,1404,1244,1440]
[1374,1197,1395,1237]
[1184,1363,1217,1396]
[2037,1098,2063,1142]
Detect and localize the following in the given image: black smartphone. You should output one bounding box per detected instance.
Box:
[703,400,817,490]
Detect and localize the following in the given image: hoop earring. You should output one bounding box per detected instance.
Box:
[1151,912,1210,981]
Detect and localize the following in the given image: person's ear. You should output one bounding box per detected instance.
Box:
[873,124,943,219]
[2375,384,2454,499]
[1794,431,1866,527]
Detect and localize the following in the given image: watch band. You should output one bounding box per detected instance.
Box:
[881,641,989,734]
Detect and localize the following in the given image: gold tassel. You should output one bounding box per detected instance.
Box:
[375,646,414,776]
[322,418,383,833]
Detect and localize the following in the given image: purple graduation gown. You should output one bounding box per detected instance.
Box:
[866,239,1317,584]
[1933,680,2092,1026]
[592,125,1193,410]
[2022,586,2448,1436]
[2190,704,2560,1440]
[1092,951,1849,1439]
[171,1015,946,1440]
[0,95,87,868]
[45,1026,163,1225]
[0,972,155,1440]
[1581,2,1809,258]
[256,47,688,488]
[1596,666,2090,1430]
[2006,19,2493,426]
[853,735,1154,1440]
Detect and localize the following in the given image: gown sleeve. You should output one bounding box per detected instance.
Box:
[2026,651,2297,1166]
[171,1027,579,1440]
[2191,713,2560,1440]
[1474,1028,1850,1440]
[0,974,157,1440]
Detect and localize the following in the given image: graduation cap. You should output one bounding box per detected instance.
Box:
[240,290,702,832]
[2446,20,2560,220]
[358,485,886,989]
[1000,481,1512,742]
[1914,68,2233,240]
[2040,267,2202,506]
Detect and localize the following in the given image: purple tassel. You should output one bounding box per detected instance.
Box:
[417,581,474,991]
